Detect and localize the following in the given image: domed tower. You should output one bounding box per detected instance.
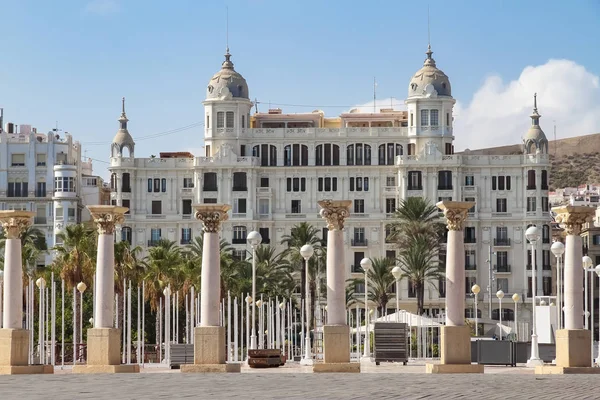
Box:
[405,45,456,156]
[111,97,135,158]
[203,48,253,158]
[523,93,548,154]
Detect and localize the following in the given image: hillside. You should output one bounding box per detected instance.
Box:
[459,132,600,189]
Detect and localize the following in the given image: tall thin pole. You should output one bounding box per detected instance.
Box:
[137,285,141,364]
[395,279,400,322]
[61,279,64,368]
[79,290,83,345]
[52,277,56,365]
[529,240,542,364]
[251,244,257,350]
[127,281,132,364]
[363,269,370,358]
[73,287,76,365]
[488,245,493,319]
[475,294,479,337]
[234,297,238,362]
[142,282,145,366]
[227,291,231,361]
[373,77,377,113]
[514,300,518,341]
[159,297,162,363]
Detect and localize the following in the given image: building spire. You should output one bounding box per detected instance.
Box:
[533,92,538,113]
[530,92,541,126]
[122,97,126,115]
[221,6,234,70]
[119,97,128,130]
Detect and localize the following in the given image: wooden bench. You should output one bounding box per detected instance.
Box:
[247,349,284,368]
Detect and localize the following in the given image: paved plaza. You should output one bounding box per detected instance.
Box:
[2,364,600,399]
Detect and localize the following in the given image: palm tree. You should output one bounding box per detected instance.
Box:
[0,226,48,283]
[347,257,396,315]
[114,241,146,326]
[185,236,237,299]
[248,245,294,299]
[397,236,443,315]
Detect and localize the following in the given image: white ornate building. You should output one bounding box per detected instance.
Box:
[0,113,109,266]
[108,46,552,321]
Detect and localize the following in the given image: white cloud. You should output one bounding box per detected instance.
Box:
[84,0,120,15]
[454,59,600,151]
[349,97,406,113]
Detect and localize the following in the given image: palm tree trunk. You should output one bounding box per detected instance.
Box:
[416,282,424,315]
[155,304,161,362]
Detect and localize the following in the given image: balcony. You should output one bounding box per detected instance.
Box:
[232,238,246,244]
[35,191,47,198]
[182,214,192,220]
[351,238,368,247]
[286,213,306,218]
[495,265,511,273]
[543,264,552,271]
[351,264,364,274]
[465,264,477,271]
[182,188,193,194]
[33,217,47,225]
[148,240,161,247]
[527,185,536,190]
[493,238,511,246]
[232,186,248,192]
[407,186,423,191]
[203,186,218,192]
[232,213,247,219]
[437,185,453,191]
[464,237,477,244]
[122,186,131,193]
[146,215,166,219]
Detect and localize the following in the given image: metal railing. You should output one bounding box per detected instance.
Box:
[495,265,512,273]
[494,238,511,246]
[351,238,368,246]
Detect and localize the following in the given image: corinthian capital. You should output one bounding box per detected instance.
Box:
[194,204,231,233]
[436,201,474,231]
[0,211,35,239]
[552,205,595,236]
[318,200,351,231]
[87,205,128,235]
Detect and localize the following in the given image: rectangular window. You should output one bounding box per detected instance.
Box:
[291,200,301,214]
[36,182,46,197]
[420,109,429,126]
[286,178,292,192]
[241,115,245,129]
[386,198,396,214]
[464,227,476,243]
[497,278,509,293]
[161,178,167,192]
[217,112,225,128]
[386,176,396,187]
[153,178,160,192]
[498,176,505,191]
[408,171,422,190]
[465,250,476,269]
[258,227,270,244]
[233,198,247,214]
[543,277,552,296]
[506,176,511,190]
[259,199,269,215]
[492,176,497,190]
[527,170,536,189]
[204,198,217,204]
[496,198,507,213]
[430,109,439,126]
[464,197,475,213]
[410,113,414,126]
[464,175,474,186]
[183,177,194,188]
[151,228,161,242]
[36,153,46,166]
[542,197,549,212]
[206,115,210,128]
[354,199,365,214]
[182,199,192,215]
[446,113,450,126]
[203,172,217,191]
[11,154,25,167]
[151,201,162,215]
[527,197,537,212]
[181,228,192,244]
[465,277,476,295]
[226,111,234,128]
[293,177,299,192]
[260,177,269,188]
[438,171,452,190]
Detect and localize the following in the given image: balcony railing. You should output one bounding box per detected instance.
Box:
[495,265,511,273]
[351,239,368,247]
[122,186,131,193]
[543,264,551,271]
[232,238,246,244]
[407,186,423,191]
[437,185,453,191]
[465,264,477,271]
[351,264,364,273]
[35,191,47,198]
[464,237,477,244]
[232,186,248,192]
[493,238,511,246]
[526,185,536,190]
[203,186,218,192]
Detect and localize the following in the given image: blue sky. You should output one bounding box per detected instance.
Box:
[1,0,599,177]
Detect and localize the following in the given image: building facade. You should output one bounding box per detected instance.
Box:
[0,114,108,266]
[108,46,552,320]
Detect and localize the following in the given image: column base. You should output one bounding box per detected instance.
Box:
[0,365,53,375]
[72,364,140,374]
[535,366,600,375]
[322,325,350,364]
[426,363,484,374]
[554,329,592,368]
[300,358,314,366]
[180,363,241,373]
[192,326,226,364]
[313,363,361,373]
[526,358,544,368]
[0,328,53,375]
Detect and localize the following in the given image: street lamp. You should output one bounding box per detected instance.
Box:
[496,290,505,340]
[360,257,373,359]
[77,282,87,345]
[525,225,543,367]
[551,241,565,329]
[392,266,402,322]
[471,284,481,336]
[583,255,593,330]
[247,230,262,351]
[512,293,520,341]
[300,244,314,365]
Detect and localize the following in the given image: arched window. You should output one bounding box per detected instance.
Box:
[378,143,403,165]
[347,145,354,166]
[284,144,308,166]
[491,308,514,321]
[347,144,371,166]
[316,144,340,166]
[253,144,278,166]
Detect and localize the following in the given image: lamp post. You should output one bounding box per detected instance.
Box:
[583,255,593,330]
[512,293,520,341]
[551,242,565,330]
[392,266,402,322]
[361,257,373,359]
[525,225,543,367]
[247,231,262,351]
[300,244,314,365]
[496,290,505,340]
[77,282,87,346]
[471,284,480,336]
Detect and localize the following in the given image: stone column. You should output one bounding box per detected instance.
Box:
[73,205,138,374]
[0,210,52,375]
[426,201,483,374]
[182,204,240,373]
[313,200,359,373]
[537,206,599,374]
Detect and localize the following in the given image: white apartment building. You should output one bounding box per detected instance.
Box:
[108,46,551,321]
[0,112,107,266]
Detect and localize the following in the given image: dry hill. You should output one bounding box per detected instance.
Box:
[459,133,600,190]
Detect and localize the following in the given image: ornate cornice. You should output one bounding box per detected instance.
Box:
[436,200,474,231]
[194,204,231,233]
[0,211,35,239]
[552,206,595,236]
[318,200,351,231]
[87,205,128,235]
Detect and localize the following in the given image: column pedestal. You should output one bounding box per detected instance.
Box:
[426,326,484,374]
[0,329,53,375]
[181,326,241,373]
[313,325,360,373]
[536,329,600,374]
[73,328,139,373]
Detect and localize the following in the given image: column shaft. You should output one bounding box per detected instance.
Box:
[446,230,465,326]
[95,233,115,328]
[326,229,345,325]
[564,234,583,330]
[3,238,22,329]
[200,231,220,326]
